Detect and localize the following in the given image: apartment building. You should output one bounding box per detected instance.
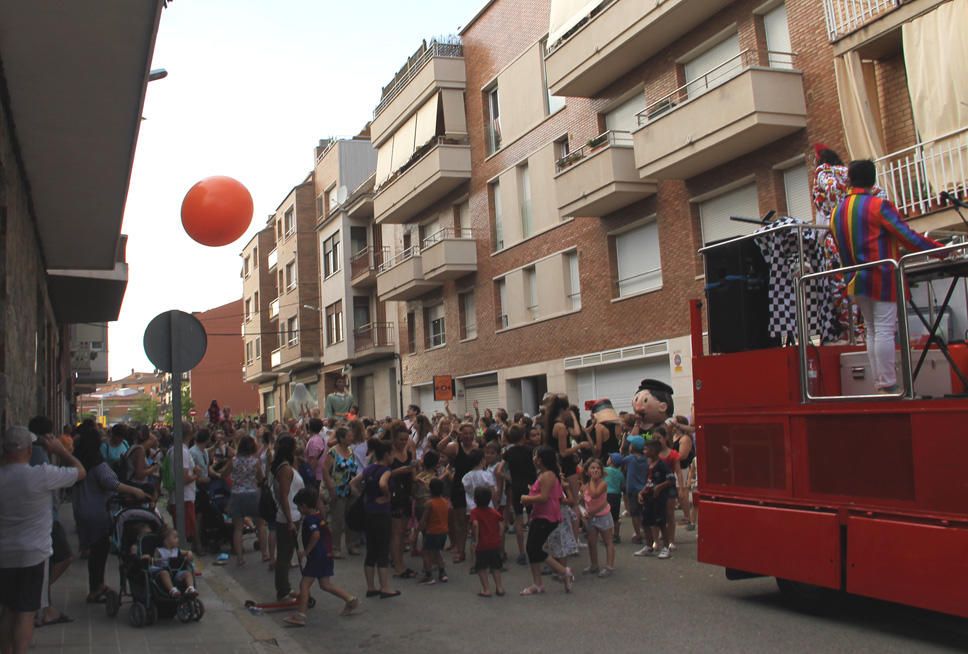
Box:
[242,226,279,418]
[375,0,848,418]
[314,136,402,418]
[247,179,323,419]
[191,299,259,416]
[0,3,162,429]
[822,0,967,229]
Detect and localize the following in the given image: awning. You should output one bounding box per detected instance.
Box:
[0,0,164,270]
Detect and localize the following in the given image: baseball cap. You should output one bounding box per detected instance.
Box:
[2,425,37,453]
[628,435,646,453]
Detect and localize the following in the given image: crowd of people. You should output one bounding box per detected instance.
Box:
[0,377,697,644]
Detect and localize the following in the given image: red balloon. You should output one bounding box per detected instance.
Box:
[181,176,253,247]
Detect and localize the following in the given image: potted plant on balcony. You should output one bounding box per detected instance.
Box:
[587,133,609,149]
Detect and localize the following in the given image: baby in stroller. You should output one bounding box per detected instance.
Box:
[144,528,197,598]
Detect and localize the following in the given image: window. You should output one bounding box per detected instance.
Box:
[779,166,812,224]
[285,261,297,290]
[254,291,259,312]
[276,220,282,239]
[554,136,570,160]
[684,34,741,98]
[424,303,446,348]
[287,316,299,346]
[353,296,370,329]
[350,227,368,257]
[524,267,538,320]
[244,298,252,321]
[518,164,533,238]
[284,208,295,236]
[323,232,341,277]
[406,311,416,353]
[698,183,759,244]
[763,3,794,69]
[496,279,509,329]
[255,336,261,358]
[326,301,344,345]
[542,39,566,115]
[457,201,471,236]
[567,252,581,310]
[605,93,646,133]
[316,195,325,219]
[328,185,339,213]
[486,86,502,154]
[243,255,250,277]
[614,220,663,297]
[264,392,276,423]
[278,270,284,291]
[245,341,253,364]
[491,181,504,251]
[459,291,477,340]
[91,341,104,351]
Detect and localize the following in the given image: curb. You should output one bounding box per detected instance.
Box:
[199,564,309,654]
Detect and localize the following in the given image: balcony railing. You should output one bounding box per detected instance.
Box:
[556,130,633,172]
[354,322,395,353]
[875,127,968,219]
[822,0,899,41]
[378,246,420,274]
[374,39,463,118]
[421,227,475,249]
[267,248,278,270]
[637,50,796,126]
[270,348,282,367]
[351,246,389,278]
[269,298,279,319]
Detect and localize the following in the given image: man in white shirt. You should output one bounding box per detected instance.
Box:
[0,426,85,654]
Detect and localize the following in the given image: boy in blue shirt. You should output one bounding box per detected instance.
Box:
[638,439,676,559]
[616,436,650,551]
[605,454,625,544]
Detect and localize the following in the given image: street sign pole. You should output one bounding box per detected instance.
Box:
[170,312,186,540]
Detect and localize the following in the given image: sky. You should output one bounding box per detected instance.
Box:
[111,0,483,380]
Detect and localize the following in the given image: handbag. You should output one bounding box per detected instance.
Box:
[258,481,277,522]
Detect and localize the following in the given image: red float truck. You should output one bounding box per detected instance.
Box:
[691,226,968,618]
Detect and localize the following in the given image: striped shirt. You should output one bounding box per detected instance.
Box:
[830,188,940,301]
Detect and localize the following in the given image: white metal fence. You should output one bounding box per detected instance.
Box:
[822,0,899,41]
[876,127,968,218]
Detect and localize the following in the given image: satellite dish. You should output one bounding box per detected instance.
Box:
[337,186,349,204]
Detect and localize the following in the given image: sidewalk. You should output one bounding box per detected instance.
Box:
[31,504,307,654]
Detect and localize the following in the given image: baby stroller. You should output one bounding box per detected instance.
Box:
[106,500,205,627]
[197,478,233,554]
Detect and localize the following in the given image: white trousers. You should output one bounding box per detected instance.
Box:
[855,295,898,390]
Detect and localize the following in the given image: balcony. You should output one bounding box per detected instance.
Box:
[371,40,465,143]
[823,0,899,41]
[875,127,968,229]
[267,248,278,270]
[244,358,277,384]
[350,246,388,287]
[376,247,441,301]
[420,228,477,281]
[554,130,657,217]
[374,138,472,225]
[633,50,807,180]
[545,0,734,97]
[353,322,395,361]
[269,298,280,320]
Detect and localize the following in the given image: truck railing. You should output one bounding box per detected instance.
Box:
[796,258,907,402]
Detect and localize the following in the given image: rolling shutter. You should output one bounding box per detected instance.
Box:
[698,183,759,244]
[576,359,671,417]
[462,374,500,415]
[783,165,813,222]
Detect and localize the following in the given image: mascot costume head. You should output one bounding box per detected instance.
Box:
[632,379,675,429]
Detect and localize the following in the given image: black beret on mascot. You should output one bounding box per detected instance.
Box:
[632,379,675,431]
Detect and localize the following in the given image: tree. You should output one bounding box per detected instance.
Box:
[131,396,160,425]
[162,385,195,425]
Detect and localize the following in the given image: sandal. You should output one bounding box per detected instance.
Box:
[563,568,575,594]
[340,597,359,616]
[478,591,492,597]
[36,613,74,628]
[394,568,417,579]
[283,613,306,627]
[379,590,401,599]
[519,585,545,596]
[495,590,506,597]
[85,587,110,604]
[365,590,381,598]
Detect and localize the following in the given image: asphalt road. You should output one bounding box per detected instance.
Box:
[214,524,968,653]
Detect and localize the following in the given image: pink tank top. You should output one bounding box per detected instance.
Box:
[530,474,562,523]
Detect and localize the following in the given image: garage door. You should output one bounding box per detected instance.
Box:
[462,374,500,415]
[416,385,447,416]
[577,358,671,419]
